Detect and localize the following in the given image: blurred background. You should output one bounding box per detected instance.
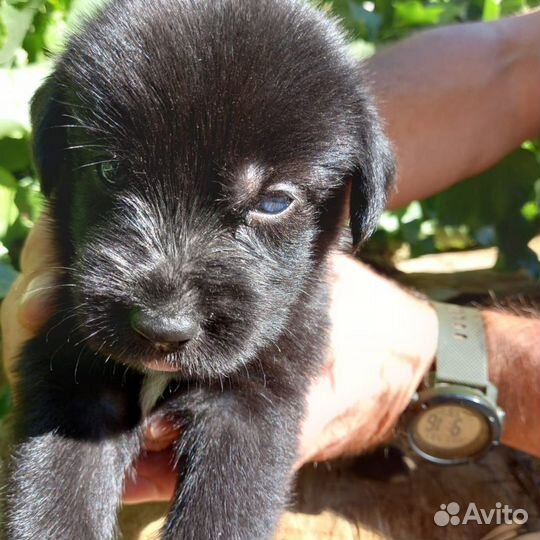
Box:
[0,0,539,419]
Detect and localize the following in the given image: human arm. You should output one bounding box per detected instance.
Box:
[368,10,540,208]
[301,256,540,463]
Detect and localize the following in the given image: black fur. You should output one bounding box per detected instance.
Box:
[3,1,394,538]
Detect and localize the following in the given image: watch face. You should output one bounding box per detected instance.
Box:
[409,403,492,462]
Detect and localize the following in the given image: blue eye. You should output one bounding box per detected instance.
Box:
[256,193,293,215]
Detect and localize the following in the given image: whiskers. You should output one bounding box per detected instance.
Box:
[74,157,120,172]
[45,299,110,377]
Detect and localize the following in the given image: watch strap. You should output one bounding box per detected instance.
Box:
[432,302,492,395]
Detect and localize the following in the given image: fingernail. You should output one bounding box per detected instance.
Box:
[147,418,166,440]
[146,416,174,441]
[143,416,179,453]
[19,273,57,328]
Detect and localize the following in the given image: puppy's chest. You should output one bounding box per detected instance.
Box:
[140,373,174,416]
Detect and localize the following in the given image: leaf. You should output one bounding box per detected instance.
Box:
[43,7,67,53]
[6,0,35,7]
[437,3,467,24]
[6,0,33,11]
[432,149,540,272]
[0,119,26,138]
[2,214,31,267]
[0,0,44,66]
[501,0,526,16]
[67,0,109,28]
[14,176,43,221]
[0,15,6,50]
[0,165,17,188]
[0,135,31,172]
[393,0,445,28]
[482,0,501,20]
[0,173,18,238]
[47,0,71,11]
[522,201,539,221]
[0,258,18,298]
[434,149,540,229]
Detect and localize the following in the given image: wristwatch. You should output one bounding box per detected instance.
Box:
[405,302,506,465]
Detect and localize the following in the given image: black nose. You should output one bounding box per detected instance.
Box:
[130,309,199,351]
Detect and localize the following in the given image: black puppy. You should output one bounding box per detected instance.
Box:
[3,0,394,538]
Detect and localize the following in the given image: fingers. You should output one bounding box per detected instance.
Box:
[1,276,33,383]
[1,214,58,385]
[19,212,55,274]
[18,213,57,331]
[17,272,58,331]
[123,449,178,504]
[122,416,180,504]
[1,272,57,383]
[142,415,181,452]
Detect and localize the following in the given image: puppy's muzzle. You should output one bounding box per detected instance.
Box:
[130,308,199,353]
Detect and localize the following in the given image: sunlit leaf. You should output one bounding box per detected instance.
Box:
[394,0,445,27]
[0,178,18,237]
[0,16,6,50]
[15,176,43,222]
[483,0,501,20]
[0,0,44,66]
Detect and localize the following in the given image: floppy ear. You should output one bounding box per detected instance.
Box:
[349,108,395,252]
[30,76,68,198]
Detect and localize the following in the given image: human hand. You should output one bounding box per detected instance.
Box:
[1,214,57,386]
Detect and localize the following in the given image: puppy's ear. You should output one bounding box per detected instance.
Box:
[30,77,68,197]
[349,108,395,252]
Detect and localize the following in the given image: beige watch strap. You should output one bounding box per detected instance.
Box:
[432,302,491,393]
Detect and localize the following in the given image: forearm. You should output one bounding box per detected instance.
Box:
[484,310,540,457]
[367,10,540,209]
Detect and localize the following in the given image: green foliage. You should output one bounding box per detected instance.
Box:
[0,127,42,291]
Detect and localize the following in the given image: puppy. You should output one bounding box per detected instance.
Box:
[3,0,394,538]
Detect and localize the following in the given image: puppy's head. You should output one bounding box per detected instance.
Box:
[31,0,394,377]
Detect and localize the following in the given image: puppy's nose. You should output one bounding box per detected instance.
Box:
[130,309,199,350]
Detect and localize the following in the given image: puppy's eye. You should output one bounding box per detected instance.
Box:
[254,193,293,215]
[97,161,120,185]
